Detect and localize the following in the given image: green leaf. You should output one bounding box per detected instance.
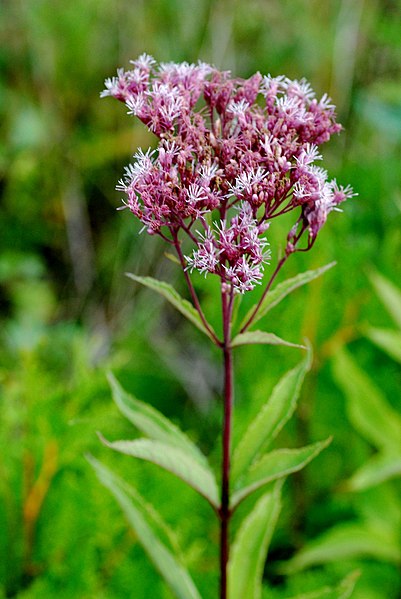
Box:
[369,271,401,330]
[231,330,306,350]
[98,436,220,508]
[164,251,181,265]
[231,439,330,508]
[346,452,401,491]
[365,327,401,363]
[87,456,202,599]
[108,373,208,467]
[126,273,218,342]
[280,522,401,574]
[332,349,401,453]
[232,351,311,482]
[284,571,360,599]
[239,262,335,330]
[228,480,283,599]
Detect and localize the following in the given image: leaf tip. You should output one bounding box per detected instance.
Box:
[124,271,137,280]
[96,431,109,446]
[84,452,95,465]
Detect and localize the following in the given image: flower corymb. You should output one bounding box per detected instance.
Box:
[102,54,354,293]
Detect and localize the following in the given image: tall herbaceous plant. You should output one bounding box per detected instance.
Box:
[89,55,355,599]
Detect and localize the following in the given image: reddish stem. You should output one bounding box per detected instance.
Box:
[220,286,234,599]
[172,233,222,347]
[239,255,288,334]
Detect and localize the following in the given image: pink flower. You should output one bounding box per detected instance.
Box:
[103,56,353,292]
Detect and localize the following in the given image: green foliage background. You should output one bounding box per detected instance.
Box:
[1,0,401,597]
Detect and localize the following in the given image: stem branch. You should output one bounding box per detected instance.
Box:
[173,232,222,346]
[239,255,288,334]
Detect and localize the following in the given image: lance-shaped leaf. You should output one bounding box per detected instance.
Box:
[108,373,208,467]
[232,351,311,482]
[239,262,335,330]
[365,327,401,364]
[228,480,283,599]
[284,571,359,599]
[345,452,401,492]
[231,439,330,508]
[332,349,401,454]
[231,330,306,350]
[126,273,218,342]
[280,522,401,574]
[87,456,202,599]
[369,271,401,330]
[98,436,220,508]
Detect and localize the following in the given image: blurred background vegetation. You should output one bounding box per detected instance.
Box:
[1,0,401,597]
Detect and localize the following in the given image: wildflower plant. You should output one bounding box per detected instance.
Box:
[89,55,356,599]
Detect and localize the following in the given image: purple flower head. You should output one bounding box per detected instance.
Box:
[186,204,270,294]
[103,55,354,293]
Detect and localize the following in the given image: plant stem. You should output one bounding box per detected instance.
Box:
[220,287,234,599]
[172,233,222,346]
[239,255,288,334]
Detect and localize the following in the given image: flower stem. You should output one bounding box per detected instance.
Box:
[239,255,288,334]
[220,287,234,599]
[172,233,222,347]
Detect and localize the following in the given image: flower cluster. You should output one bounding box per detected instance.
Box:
[103,54,354,293]
[186,204,271,293]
